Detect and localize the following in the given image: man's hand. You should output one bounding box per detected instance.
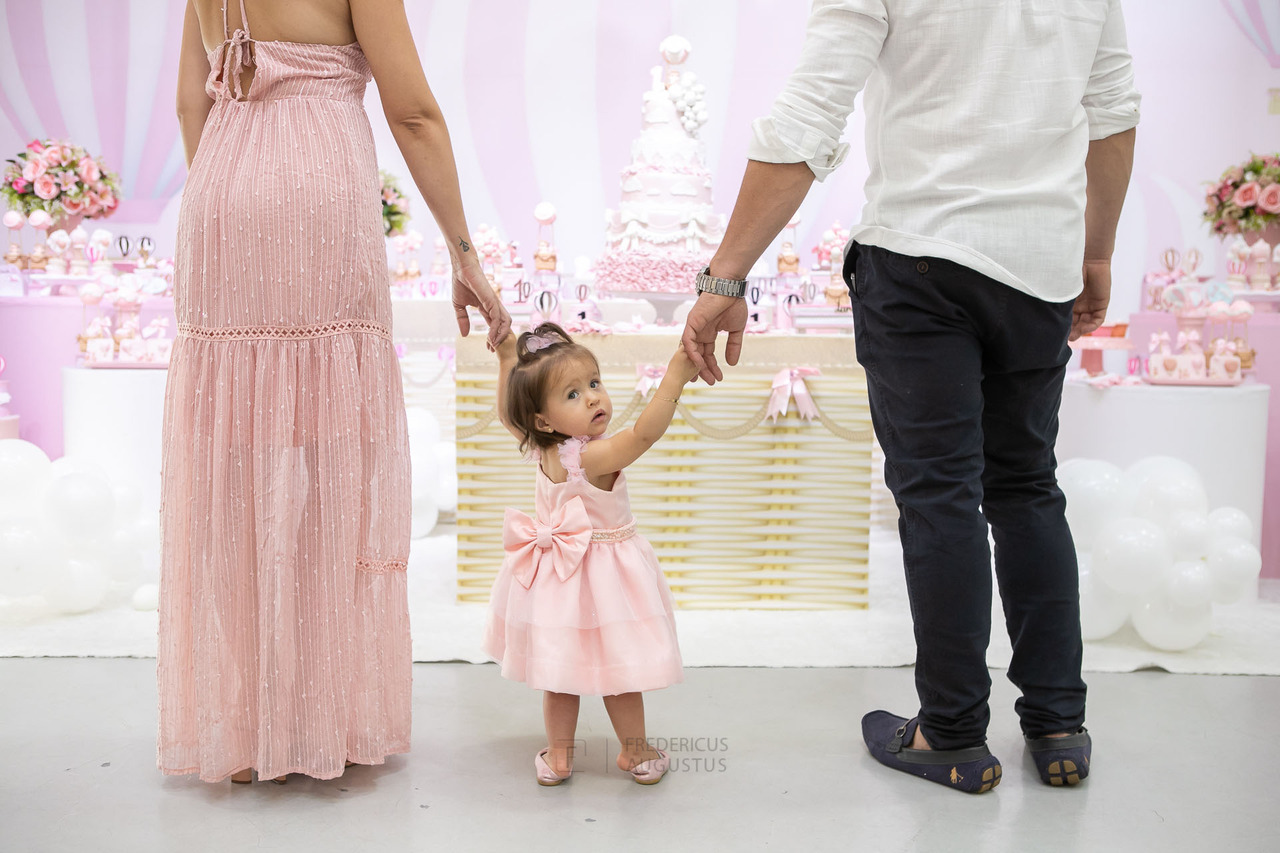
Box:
[680,292,748,385]
[453,261,511,350]
[1071,260,1111,341]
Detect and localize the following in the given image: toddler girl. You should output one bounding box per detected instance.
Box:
[483,322,699,786]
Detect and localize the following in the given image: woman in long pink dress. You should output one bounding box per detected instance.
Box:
[160,0,509,783]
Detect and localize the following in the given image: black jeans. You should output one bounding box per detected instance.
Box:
[847,243,1086,749]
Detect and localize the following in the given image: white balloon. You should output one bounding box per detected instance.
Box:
[42,472,116,542]
[1118,456,1202,516]
[1078,555,1130,641]
[0,439,52,516]
[1207,507,1253,543]
[103,526,145,584]
[404,407,441,448]
[110,478,145,525]
[1165,560,1215,608]
[42,556,110,614]
[131,583,159,611]
[1132,467,1209,525]
[1165,511,1212,560]
[1205,535,1262,605]
[1056,459,1125,550]
[47,455,109,482]
[1131,589,1212,651]
[0,517,46,597]
[411,495,439,540]
[1092,517,1173,596]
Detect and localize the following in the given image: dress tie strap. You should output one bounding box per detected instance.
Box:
[220,28,255,101]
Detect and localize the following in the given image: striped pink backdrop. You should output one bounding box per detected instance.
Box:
[0,0,1277,319]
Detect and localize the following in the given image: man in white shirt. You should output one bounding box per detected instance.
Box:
[682,0,1140,793]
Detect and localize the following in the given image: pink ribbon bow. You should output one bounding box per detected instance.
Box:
[142,317,169,340]
[768,367,822,422]
[635,364,667,395]
[1148,331,1172,354]
[85,316,112,337]
[503,497,592,588]
[437,344,456,375]
[1176,329,1201,351]
[1214,339,1238,356]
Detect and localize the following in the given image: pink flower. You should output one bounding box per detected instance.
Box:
[77,158,100,183]
[1264,156,1280,169]
[21,158,47,181]
[25,140,44,154]
[1233,181,1261,208]
[12,179,29,193]
[61,195,85,214]
[57,171,79,192]
[33,174,58,200]
[43,144,64,164]
[1226,166,1245,183]
[1219,185,1233,202]
[1257,183,1280,215]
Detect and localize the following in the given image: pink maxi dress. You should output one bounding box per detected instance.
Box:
[157,2,411,782]
[483,437,684,696]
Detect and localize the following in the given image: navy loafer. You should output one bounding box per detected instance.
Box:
[861,710,1002,794]
[1025,728,1091,786]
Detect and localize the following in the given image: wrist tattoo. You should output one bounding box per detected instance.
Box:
[458,237,471,253]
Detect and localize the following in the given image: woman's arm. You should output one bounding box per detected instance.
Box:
[580,347,700,478]
[352,0,509,344]
[176,0,214,167]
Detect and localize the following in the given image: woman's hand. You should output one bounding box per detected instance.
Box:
[452,260,511,348]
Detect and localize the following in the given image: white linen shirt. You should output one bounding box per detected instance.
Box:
[748,0,1142,302]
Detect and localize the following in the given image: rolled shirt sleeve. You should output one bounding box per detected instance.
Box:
[746,0,888,181]
[1082,0,1142,140]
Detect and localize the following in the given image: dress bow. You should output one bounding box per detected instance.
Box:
[503,497,592,588]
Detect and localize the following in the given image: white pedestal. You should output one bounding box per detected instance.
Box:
[62,366,169,519]
[1057,381,1269,551]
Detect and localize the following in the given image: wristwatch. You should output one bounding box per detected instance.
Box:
[695,266,748,298]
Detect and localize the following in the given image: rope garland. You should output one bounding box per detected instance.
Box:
[458,391,873,442]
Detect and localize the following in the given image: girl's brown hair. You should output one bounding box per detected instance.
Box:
[505,322,601,454]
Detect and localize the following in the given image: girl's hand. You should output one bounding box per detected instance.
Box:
[453,259,512,348]
[496,330,517,360]
[670,346,702,385]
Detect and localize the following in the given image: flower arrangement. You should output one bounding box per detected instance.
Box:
[379,170,409,236]
[1203,152,1280,237]
[3,139,120,222]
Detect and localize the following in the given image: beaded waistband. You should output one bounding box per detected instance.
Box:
[177,318,391,342]
[591,519,637,543]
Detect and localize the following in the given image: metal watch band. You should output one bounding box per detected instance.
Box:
[695,266,748,298]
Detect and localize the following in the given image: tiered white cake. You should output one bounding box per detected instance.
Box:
[595,37,726,296]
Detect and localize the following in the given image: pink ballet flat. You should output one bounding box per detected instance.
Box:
[629,749,670,785]
[535,748,572,786]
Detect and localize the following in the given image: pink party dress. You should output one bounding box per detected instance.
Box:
[157,2,411,782]
[483,437,684,696]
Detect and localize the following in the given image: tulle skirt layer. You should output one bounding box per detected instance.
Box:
[483,538,684,696]
[157,331,411,782]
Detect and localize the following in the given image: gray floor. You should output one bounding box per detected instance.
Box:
[1,660,1277,853]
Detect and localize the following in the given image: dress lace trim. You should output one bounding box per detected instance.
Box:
[177,319,392,342]
[355,556,408,574]
[557,436,589,482]
[590,519,637,543]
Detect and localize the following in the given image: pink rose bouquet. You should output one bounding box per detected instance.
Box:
[1203,152,1280,236]
[2,138,121,221]
[378,170,409,237]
